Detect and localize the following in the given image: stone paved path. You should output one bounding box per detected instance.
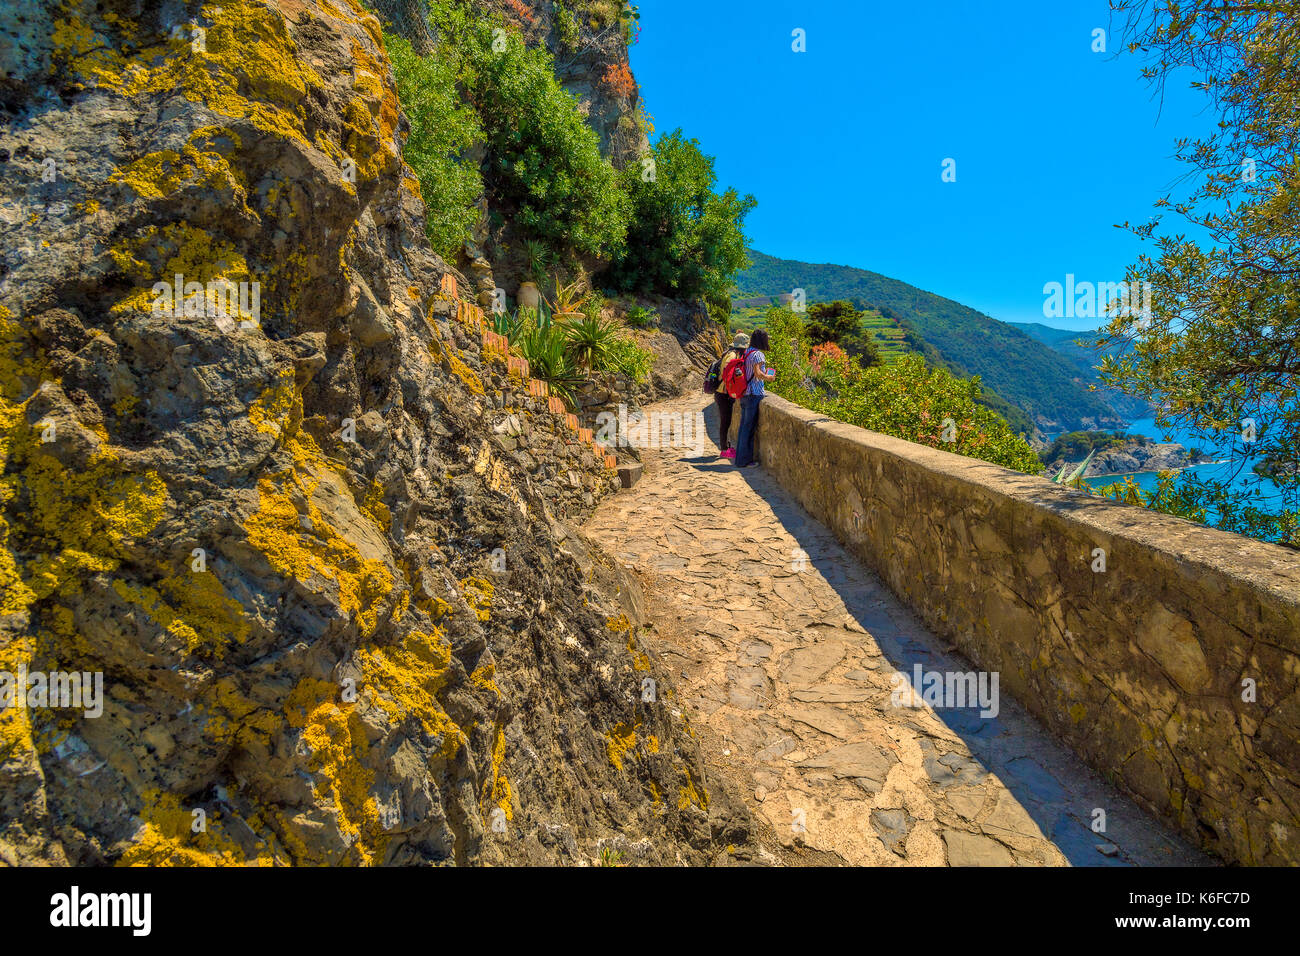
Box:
[585,393,1209,866]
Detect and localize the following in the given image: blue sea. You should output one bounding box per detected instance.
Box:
[1050,417,1288,523]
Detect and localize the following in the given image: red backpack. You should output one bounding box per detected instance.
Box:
[720,348,754,400]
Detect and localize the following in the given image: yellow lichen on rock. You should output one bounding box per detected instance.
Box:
[13,427,167,604]
[244,372,394,638]
[0,634,33,765]
[110,570,251,659]
[109,222,256,319]
[627,633,650,672]
[605,721,638,771]
[53,2,328,155]
[244,473,394,638]
[678,767,708,812]
[247,371,298,439]
[0,310,38,618]
[343,38,402,184]
[284,677,388,865]
[356,629,465,760]
[483,722,512,822]
[446,351,483,395]
[470,660,500,697]
[109,127,250,212]
[117,791,278,867]
[361,480,392,532]
[460,576,493,622]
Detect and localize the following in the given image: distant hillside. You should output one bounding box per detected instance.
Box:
[734,250,1126,432]
[1010,322,1153,421]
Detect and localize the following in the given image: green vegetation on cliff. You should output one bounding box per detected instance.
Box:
[386,33,484,260]
[1043,430,1146,464]
[380,0,754,309]
[469,26,630,260]
[386,0,629,264]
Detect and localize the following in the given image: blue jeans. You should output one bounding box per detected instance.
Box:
[735,394,762,466]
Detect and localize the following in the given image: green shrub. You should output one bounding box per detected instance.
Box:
[521,239,554,284]
[517,313,583,408]
[767,308,1043,474]
[1092,472,1208,524]
[562,314,618,373]
[624,305,656,328]
[468,29,629,262]
[601,334,654,383]
[602,130,755,301]
[554,1,581,49]
[385,32,484,261]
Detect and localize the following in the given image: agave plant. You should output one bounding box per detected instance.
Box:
[493,307,525,343]
[521,239,552,284]
[562,313,618,373]
[1051,448,1096,488]
[547,274,588,316]
[517,319,583,408]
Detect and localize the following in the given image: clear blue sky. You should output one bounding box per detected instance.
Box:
[629,0,1213,331]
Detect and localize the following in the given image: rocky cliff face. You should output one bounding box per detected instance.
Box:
[369,0,648,171]
[483,0,648,168]
[0,0,743,865]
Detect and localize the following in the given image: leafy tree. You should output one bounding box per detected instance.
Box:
[383,1,629,264]
[805,300,882,367]
[1100,1,1300,545]
[805,301,858,344]
[602,130,755,302]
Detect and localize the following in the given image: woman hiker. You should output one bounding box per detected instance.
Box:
[734,328,775,468]
[713,331,749,459]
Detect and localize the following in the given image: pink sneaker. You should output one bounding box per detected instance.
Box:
[720,448,736,459]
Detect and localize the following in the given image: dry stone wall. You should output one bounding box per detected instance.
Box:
[749,395,1300,865]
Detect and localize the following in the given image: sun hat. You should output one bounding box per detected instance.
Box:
[731,331,750,348]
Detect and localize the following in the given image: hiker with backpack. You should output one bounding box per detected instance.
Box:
[732,329,774,468]
[705,332,749,459]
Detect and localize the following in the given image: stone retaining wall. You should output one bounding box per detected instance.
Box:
[748,394,1300,865]
[434,298,619,520]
